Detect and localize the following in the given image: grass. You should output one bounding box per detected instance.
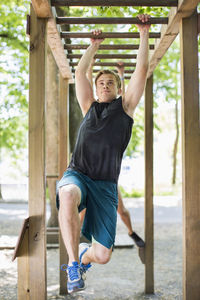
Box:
[119,183,182,198]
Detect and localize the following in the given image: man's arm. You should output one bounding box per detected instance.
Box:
[87,58,95,90]
[75,30,104,116]
[124,14,151,117]
[116,61,125,96]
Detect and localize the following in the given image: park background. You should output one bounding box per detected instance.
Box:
[0,1,199,299]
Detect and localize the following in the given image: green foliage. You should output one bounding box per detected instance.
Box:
[119,185,144,198]
[0,3,185,166]
[0,0,29,160]
[125,104,144,157]
[154,38,181,104]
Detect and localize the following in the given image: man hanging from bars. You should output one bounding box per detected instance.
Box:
[78,59,145,249]
[56,14,151,294]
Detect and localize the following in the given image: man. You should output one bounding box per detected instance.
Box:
[57,14,151,294]
[79,60,145,248]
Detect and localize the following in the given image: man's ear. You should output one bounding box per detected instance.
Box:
[118,88,122,96]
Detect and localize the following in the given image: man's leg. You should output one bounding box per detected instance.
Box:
[117,189,133,235]
[59,184,85,293]
[79,208,86,229]
[81,242,112,265]
[117,188,145,248]
[59,184,81,264]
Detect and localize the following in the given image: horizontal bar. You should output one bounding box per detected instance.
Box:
[64,44,155,50]
[67,54,137,59]
[61,32,161,39]
[70,62,136,67]
[57,17,168,25]
[51,0,178,7]
[72,68,135,73]
[46,174,59,178]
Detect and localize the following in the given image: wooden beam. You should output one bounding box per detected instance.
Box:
[46,45,59,181]
[73,68,135,73]
[180,11,200,300]
[51,0,178,7]
[144,74,154,294]
[31,0,51,18]
[70,62,136,67]
[57,17,168,25]
[47,16,73,80]
[58,75,69,177]
[31,1,72,80]
[29,5,47,299]
[148,0,200,78]
[58,75,70,295]
[67,54,137,59]
[61,32,161,39]
[64,44,155,50]
[17,220,30,300]
[46,45,59,228]
[13,218,29,260]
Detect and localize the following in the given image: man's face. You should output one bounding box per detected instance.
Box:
[96,74,120,102]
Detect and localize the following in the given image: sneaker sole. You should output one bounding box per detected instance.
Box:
[68,285,86,294]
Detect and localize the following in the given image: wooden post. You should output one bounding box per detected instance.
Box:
[13,218,30,299]
[46,45,59,229]
[144,75,154,294]
[17,229,29,300]
[58,75,69,295]
[180,11,200,300]
[29,4,47,299]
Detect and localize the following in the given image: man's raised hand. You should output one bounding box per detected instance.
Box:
[90,30,105,45]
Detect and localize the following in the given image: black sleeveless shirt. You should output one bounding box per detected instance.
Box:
[68,96,133,183]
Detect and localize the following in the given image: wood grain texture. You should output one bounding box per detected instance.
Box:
[180,11,200,300]
[144,75,154,294]
[29,5,47,299]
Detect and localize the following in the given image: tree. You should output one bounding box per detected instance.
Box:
[0,0,29,199]
[0,0,29,158]
[154,39,181,185]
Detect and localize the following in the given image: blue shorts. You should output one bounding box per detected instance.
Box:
[56,169,118,249]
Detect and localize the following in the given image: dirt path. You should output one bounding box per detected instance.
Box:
[0,199,183,299]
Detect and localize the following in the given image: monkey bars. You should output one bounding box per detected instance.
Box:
[13,0,200,299]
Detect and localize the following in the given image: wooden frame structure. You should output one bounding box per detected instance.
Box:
[13,0,199,299]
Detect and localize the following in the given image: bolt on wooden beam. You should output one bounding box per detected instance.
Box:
[57,17,168,25]
[51,0,178,7]
[61,32,161,39]
[67,54,137,59]
[64,44,155,50]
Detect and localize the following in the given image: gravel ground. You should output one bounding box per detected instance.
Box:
[0,199,183,300]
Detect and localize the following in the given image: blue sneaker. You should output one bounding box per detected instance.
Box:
[61,261,85,293]
[79,243,92,276]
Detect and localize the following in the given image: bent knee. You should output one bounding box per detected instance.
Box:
[94,246,112,264]
[59,184,81,206]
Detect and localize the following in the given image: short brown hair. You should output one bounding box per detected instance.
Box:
[95,70,121,89]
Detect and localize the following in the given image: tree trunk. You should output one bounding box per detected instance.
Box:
[172,99,179,185]
[0,184,3,201]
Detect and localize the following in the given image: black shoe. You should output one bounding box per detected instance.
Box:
[129,231,145,248]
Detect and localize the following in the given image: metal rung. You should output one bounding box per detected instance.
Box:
[72,68,135,73]
[64,44,155,50]
[67,54,137,59]
[70,62,136,67]
[61,32,161,39]
[57,17,168,25]
[52,0,178,7]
